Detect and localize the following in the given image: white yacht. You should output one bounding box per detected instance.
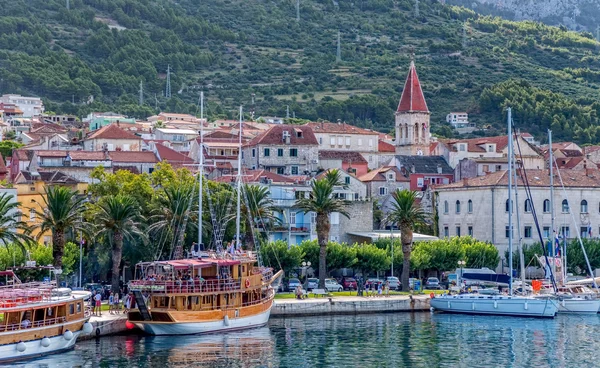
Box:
[430,293,557,318]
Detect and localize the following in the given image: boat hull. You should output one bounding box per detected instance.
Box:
[0,331,81,363]
[134,305,272,335]
[557,298,600,314]
[430,295,558,318]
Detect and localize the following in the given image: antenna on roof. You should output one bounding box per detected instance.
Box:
[165,65,172,98]
[139,80,144,106]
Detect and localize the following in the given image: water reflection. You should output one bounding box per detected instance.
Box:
[8,313,600,368]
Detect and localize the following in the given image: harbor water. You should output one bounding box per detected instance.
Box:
[10,312,600,367]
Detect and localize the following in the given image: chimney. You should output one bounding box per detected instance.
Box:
[437,164,442,174]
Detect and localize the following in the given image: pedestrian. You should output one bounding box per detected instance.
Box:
[124,293,132,314]
[114,292,120,312]
[377,281,383,297]
[94,290,103,316]
[108,292,114,314]
[90,291,96,315]
[364,281,370,297]
[385,280,390,297]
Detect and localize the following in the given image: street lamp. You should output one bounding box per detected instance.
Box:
[457,260,466,289]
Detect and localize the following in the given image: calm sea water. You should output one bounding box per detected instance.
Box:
[9,313,600,367]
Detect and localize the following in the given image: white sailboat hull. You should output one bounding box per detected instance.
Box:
[0,331,81,363]
[430,294,558,318]
[556,298,600,314]
[134,306,272,335]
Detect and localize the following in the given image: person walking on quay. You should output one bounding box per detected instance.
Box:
[384,280,390,297]
[95,290,103,316]
[124,292,131,314]
[377,281,383,297]
[108,292,114,315]
[90,291,96,315]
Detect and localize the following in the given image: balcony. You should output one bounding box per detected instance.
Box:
[272,223,312,234]
[271,198,299,207]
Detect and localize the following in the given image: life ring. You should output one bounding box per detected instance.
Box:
[245,279,250,288]
[430,293,435,299]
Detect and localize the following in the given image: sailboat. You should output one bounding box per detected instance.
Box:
[127,103,283,335]
[430,108,558,318]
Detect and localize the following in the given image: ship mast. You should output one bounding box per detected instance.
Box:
[235,106,243,250]
[507,107,513,296]
[198,91,204,248]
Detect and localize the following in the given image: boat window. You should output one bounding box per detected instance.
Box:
[69,303,75,315]
[77,302,81,314]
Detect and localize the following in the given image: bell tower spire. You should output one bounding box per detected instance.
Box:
[395,61,430,156]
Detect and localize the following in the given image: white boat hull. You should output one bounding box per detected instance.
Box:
[430,294,558,318]
[134,306,272,335]
[557,298,600,314]
[0,331,81,363]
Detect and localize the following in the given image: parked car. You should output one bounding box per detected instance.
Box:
[426,277,441,289]
[306,278,318,290]
[341,277,357,290]
[325,278,343,292]
[386,276,401,291]
[287,278,301,292]
[409,278,418,290]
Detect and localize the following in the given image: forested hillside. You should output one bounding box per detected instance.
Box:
[3,0,600,143]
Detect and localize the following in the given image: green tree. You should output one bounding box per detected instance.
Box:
[34,186,87,269]
[259,240,304,277]
[93,195,146,293]
[296,170,349,288]
[241,184,278,250]
[387,189,429,291]
[354,243,391,276]
[0,141,23,160]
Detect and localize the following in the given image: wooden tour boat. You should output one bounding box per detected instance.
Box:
[0,271,93,362]
[128,252,282,335]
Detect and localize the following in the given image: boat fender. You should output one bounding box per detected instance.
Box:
[430,307,434,312]
[96,328,101,337]
[16,341,26,352]
[41,337,51,348]
[83,322,94,334]
[224,315,230,326]
[64,330,74,341]
[245,279,250,288]
[430,293,434,299]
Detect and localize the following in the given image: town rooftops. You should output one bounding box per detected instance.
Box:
[396,61,429,113]
[306,122,378,135]
[438,169,600,189]
[109,151,158,163]
[378,140,396,153]
[245,125,318,146]
[16,170,79,184]
[213,169,300,184]
[154,143,195,166]
[358,166,408,182]
[36,151,107,160]
[395,155,453,174]
[318,150,367,164]
[85,123,141,141]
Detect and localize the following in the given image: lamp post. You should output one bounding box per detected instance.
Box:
[457,260,466,289]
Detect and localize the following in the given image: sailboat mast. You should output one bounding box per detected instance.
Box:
[507,107,514,295]
[235,106,243,249]
[512,152,526,288]
[198,91,204,247]
[549,129,556,280]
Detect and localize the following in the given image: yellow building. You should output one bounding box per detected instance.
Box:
[13,171,88,244]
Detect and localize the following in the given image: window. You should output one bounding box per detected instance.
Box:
[290,148,298,157]
[330,212,340,225]
[369,139,373,147]
[319,137,323,144]
[277,148,284,157]
[311,213,316,224]
[581,227,589,238]
[277,167,285,175]
[29,209,35,222]
[252,149,256,158]
[482,164,489,172]
[444,201,449,214]
[291,166,298,175]
[562,199,569,213]
[505,225,514,238]
[330,137,336,145]
[468,226,473,236]
[358,138,363,146]
[456,226,461,236]
[543,199,550,213]
[467,200,473,213]
[543,226,550,239]
[345,137,351,146]
[524,199,532,213]
[524,226,532,238]
[581,200,588,213]
[337,137,343,145]
[459,144,466,152]
[505,199,512,212]
[296,130,303,138]
[345,177,350,185]
[455,200,461,214]
[379,187,388,196]
[443,226,449,237]
[264,148,270,157]
[417,177,424,187]
[289,211,296,225]
[561,226,570,238]
[76,302,81,314]
[69,303,75,315]
[487,145,494,152]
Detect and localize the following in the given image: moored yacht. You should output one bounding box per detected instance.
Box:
[430,293,557,318]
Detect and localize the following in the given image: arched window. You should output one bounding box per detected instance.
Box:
[505,199,512,212]
[444,201,448,214]
[467,200,473,213]
[543,199,550,213]
[524,199,532,213]
[455,200,461,214]
[562,199,569,213]
[581,200,588,214]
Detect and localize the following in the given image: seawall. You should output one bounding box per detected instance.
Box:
[271,295,430,317]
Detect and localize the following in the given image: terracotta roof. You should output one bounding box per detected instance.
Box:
[559,149,583,157]
[397,61,429,113]
[441,135,509,153]
[13,149,31,161]
[0,153,7,174]
[306,122,378,135]
[358,166,408,182]
[560,157,584,169]
[378,140,396,153]
[213,169,298,184]
[204,131,239,139]
[584,145,600,154]
[109,151,158,163]
[245,125,318,147]
[31,123,68,133]
[85,123,141,141]
[155,143,195,165]
[438,169,600,189]
[318,150,367,164]
[18,171,79,184]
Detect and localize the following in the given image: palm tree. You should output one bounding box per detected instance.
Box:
[387,189,429,292]
[93,195,146,293]
[0,193,34,250]
[241,184,279,250]
[296,169,349,288]
[34,186,87,269]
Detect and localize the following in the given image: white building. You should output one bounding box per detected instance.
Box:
[436,169,600,256]
[0,95,44,117]
[446,112,469,125]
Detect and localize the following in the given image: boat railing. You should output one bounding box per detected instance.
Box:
[252,267,274,283]
[0,282,56,308]
[130,278,243,294]
[0,316,66,333]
